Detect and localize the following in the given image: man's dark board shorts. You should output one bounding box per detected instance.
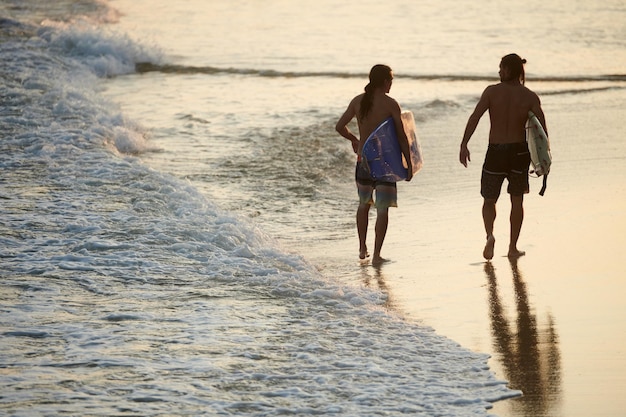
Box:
[481,142,531,200]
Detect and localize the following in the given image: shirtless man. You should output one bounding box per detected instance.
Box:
[336,64,412,265]
[459,54,547,260]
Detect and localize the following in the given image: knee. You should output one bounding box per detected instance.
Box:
[483,198,497,208]
[510,195,524,207]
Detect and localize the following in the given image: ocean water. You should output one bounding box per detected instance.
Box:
[1,0,625,416]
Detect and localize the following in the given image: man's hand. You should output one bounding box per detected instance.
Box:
[351,138,359,154]
[459,144,471,167]
[405,167,413,182]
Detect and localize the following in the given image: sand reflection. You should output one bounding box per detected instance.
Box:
[485,259,562,416]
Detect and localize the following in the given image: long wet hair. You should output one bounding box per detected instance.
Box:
[501,53,527,84]
[359,64,393,120]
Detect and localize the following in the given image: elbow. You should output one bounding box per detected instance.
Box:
[468,114,481,126]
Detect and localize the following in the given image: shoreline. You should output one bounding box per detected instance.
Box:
[306,177,626,417]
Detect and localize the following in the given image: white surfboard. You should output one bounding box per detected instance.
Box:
[361,111,423,182]
[526,111,551,195]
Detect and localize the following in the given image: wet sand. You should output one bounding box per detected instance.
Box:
[309,174,626,417]
[302,89,626,416]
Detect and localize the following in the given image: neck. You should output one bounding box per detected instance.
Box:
[502,78,520,86]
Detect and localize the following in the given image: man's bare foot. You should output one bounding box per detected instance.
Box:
[507,248,526,258]
[359,248,370,260]
[371,256,388,266]
[483,235,495,260]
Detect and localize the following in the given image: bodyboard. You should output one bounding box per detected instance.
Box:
[525,110,552,195]
[361,111,423,182]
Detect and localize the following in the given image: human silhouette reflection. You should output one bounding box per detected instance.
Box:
[485,259,562,416]
[360,263,395,310]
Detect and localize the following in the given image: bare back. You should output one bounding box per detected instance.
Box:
[336,90,406,157]
[336,81,412,177]
[459,76,547,167]
[485,82,543,144]
[353,93,401,152]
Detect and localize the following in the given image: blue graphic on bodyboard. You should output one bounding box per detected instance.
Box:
[361,111,423,182]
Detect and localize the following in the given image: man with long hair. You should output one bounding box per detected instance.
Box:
[459,54,547,259]
[336,64,412,265]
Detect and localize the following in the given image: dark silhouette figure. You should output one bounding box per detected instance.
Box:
[485,259,561,416]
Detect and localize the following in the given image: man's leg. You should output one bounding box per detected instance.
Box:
[372,207,389,264]
[371,183,396,265]
[357,203,370,259]
[356,178,374,259]
[481,164,504,260]
[508,195,525,258]
[482,198,497,260]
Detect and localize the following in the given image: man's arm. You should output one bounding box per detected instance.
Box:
[460,88,490,167]
[530,94,548,137]
[336,99,359,153]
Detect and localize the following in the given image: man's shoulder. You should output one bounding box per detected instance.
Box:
[487,82,537,97]
[487,82,519,92]
[350,93,365,104]
[381,94,401,110]
[522,85,539,97]
[482,83,501,97]
[348,93,365,111]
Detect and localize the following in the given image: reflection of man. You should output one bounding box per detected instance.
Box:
[361,264,394,310]
[459,54,547,259]
[485,259,561,415]
[336,64,412,265]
